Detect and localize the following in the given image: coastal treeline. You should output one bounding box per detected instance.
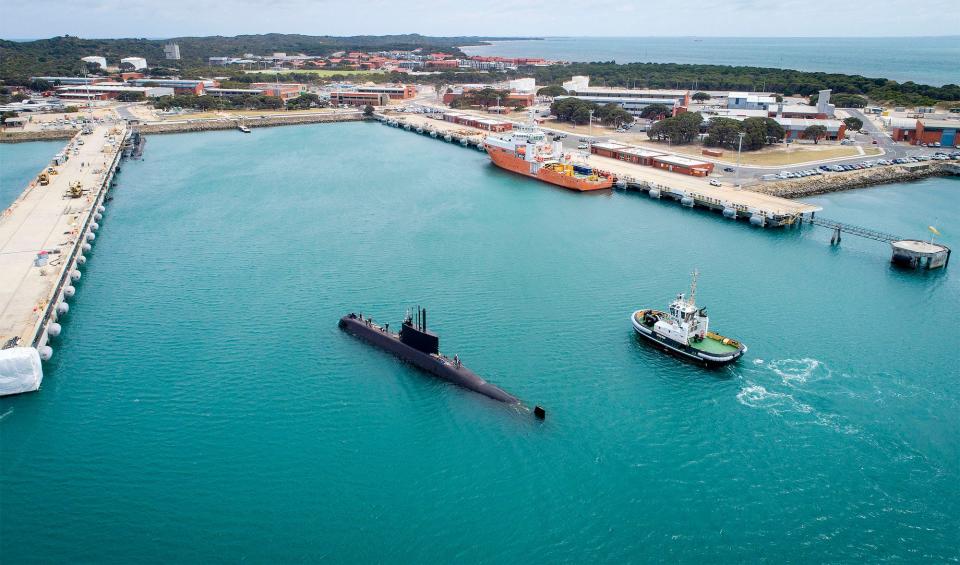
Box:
[529,62,959,106]
[153,93,284,111]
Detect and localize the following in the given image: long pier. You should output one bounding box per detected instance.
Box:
[378,112,821,227]
[0,122,127,392]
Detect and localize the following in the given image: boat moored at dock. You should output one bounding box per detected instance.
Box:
[631,272,746,367]
[483,115,614,192]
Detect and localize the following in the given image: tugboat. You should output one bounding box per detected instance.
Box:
[631,271,746,367]
[339,307,545,419]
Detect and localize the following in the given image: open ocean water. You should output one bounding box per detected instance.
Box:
[462,36,960,87]
[0,124,958,562]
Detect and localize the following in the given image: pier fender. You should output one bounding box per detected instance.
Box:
[85,231,95,241]
[94,213,103,221]
[749,215,765,227]
[76,254,86,265]
[723,207,737,219]
[97,205,106,213]
[0,347,43,394]
[56,301,70,315]
[681,196,695,207]
[70,270,81,282]
[81,243,92,253]
[90,222,99,231]
[649,188,661,199]
[47,322,62,338]
[63,285,76,298]
[38,345,53,362]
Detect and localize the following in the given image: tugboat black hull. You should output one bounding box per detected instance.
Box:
[631,316,745,367]
[339,315,520,405]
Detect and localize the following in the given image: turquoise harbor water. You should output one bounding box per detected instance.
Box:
[462,36,960,87]
[0,140,63,210]
[1,123,958,562]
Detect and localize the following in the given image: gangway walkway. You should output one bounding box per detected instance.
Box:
[808,216,903,243]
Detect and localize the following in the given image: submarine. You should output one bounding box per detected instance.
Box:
[339,307,545,419]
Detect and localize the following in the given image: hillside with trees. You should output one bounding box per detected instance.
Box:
[0,34,531,80]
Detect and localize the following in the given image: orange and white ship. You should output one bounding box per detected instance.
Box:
[483,118,614,191]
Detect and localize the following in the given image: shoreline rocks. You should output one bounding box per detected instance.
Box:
[0,129,80,143]
[138,112,365,134]
[752,163,960,199]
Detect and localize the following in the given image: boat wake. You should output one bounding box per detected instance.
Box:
[736,382,858,434]
[766,357,832,387]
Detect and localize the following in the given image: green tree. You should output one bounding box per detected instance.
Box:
[30,79,53,91]
[646,112,702,145]
[639,103,671,119]
[536,85,567,97]
[843,116,863,131]
[363,104,374,116]
[571,105,592,125]
[803,124,828,143]
[704,117,744,149]
[692,91,710,102]
[116,91,145,102]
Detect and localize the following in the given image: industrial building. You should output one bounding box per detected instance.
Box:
[590,142,666,165]
[651,155,714,176]
[554,77,691,117]
[590,142,713,176]
[356,85,417,100]
[727,92,778,111]
[330,91,390,106]
[442,113,513,132]
[249,83,305,101]
[889,118,959,146]
[32,76,107,86]
[55,84,173,101]
[127,79,216,95]
[120,57,148,70]
[205,88,268,97]
[777,118,847,141]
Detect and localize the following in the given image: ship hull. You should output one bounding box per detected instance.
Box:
[486,144,613,192]
[630,312,745,367]
[339,315,520,404]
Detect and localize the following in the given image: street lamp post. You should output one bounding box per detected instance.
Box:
[495,96,500,115]
[735,132,746,188]
[588,109,594,137]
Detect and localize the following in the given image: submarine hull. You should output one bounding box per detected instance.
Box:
[339,315,520,405]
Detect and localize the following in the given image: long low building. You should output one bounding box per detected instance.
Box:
[127,79,217,95]
[356,85,417,100]
[330,91,390,106]
[441,112,513,132]
[56,84,174,100]
[591,142,666,165]
[591,141,713,176]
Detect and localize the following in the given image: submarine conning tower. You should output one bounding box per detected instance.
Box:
[400,306,439,355]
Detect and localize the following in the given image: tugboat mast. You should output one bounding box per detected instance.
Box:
[688,269,699,307]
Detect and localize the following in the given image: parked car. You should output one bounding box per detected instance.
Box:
[709,179,722,187]
[723,167,734,172]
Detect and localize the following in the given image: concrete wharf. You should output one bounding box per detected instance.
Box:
[0,122,126,384]
[378,113,821,227]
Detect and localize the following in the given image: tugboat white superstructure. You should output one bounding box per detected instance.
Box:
[631,271,746,367]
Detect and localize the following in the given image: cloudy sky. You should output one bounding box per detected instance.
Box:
[2,0,958,39]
